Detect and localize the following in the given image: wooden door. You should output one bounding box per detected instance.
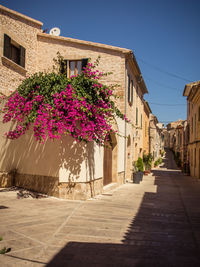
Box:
[103,145,112,186]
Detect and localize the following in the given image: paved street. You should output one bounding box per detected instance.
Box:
[0,149,200,266]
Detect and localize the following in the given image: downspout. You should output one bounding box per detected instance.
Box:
[124,58,128,183]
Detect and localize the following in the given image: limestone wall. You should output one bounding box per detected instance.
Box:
[0,5,42,95]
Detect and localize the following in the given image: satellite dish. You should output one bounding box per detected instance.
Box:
[49,27,61,36]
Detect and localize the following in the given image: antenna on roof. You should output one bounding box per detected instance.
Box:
[49,27,61,36]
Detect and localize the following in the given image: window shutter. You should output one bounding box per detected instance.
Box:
[4,34,11,59]
[128,75,130,103]
[60,60,68,75]
[19,46,26,68]
[81,58,88,70]
[131,80,133,104]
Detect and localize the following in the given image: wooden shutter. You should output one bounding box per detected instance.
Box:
[81,58,88,70]
[128,75,130,103]
[131,80,133,104]
[19,46,26,68]
[60,60,68,75]
[4,34,11,59]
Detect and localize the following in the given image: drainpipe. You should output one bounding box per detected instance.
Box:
[124,59,128,183]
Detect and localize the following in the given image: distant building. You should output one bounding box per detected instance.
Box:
[143,101,151,155]
[149,114,163,160]
[183,81,200,178]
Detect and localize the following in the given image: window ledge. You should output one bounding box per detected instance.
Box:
[2,56,27,76]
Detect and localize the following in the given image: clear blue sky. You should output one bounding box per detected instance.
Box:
[1,0,199,124]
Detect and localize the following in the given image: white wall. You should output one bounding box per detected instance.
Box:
[0,117,103,183]
[116,117,125,173]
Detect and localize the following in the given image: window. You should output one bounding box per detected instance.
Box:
[3,34,25,68]
[145,121,147,137]
[195,113,197,138]
[128,78,133,104]
[128,77,133,104]
[191,149,193,166]
[192,117,193,134]
[136,107,138,125]
[198,106,200,121]
[60,58,88,77]
[69,60,82,76]
[131,81,133,104]
[128,75,131,103]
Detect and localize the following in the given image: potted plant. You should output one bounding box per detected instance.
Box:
[132,157,144,183]
[143,153,153,175]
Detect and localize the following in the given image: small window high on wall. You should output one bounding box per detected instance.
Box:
[60,58,88,77]
[3,34,25,68]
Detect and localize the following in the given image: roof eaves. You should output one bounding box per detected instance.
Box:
[0,4,43,26]
[37,32,131,53]
[130,51,148,94]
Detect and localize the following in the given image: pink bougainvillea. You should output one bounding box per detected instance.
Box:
[2,58,129,145]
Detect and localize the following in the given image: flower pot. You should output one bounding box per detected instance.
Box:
[133,172,143,184]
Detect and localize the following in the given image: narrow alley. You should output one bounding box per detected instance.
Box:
[1,149,200,266]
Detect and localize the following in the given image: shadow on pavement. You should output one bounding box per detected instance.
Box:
[44,150,200,266]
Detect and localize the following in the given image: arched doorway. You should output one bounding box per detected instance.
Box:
[103,132,118,186]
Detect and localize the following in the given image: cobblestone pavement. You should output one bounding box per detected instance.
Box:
[1,149,200,266]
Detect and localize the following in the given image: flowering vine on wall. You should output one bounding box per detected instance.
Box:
[1,55,129,146]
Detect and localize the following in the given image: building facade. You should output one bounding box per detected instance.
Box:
[0,5,148,199]
[143,101,151,155]
[183,81,200,178]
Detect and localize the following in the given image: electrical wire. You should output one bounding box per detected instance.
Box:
[136,56,192,83]
[148,102,185,106]
[143,75,181,91]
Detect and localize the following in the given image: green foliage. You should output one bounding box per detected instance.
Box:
[0,236,11,254]
[136,157,144,172]
[161,150,165,157]
[0,247,11,254]
[143,153,153,170]
[154,157,163,167]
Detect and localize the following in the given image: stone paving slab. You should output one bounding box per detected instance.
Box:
[1,149,200,266]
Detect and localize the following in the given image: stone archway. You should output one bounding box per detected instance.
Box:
[103,128,118,186]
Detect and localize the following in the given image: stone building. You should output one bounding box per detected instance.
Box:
[143,101,151,155]
[149,114,158,160]
[165,120,184,150]
[183,81,200,178]
[0,4,148,199]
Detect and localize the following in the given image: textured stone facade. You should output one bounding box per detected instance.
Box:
[183,81,200,178]
[0,4,148,199]
[143,101,151,155]
[0,4,42,96]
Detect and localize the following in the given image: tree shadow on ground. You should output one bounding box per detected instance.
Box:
[43,150,200,267]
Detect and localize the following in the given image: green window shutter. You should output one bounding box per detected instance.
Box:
[81,58,88,69]
[4,34,11,59]
[131,80,133,104]
[60,60,68,75]
[19,45,26,68]
[128,75,130,103]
